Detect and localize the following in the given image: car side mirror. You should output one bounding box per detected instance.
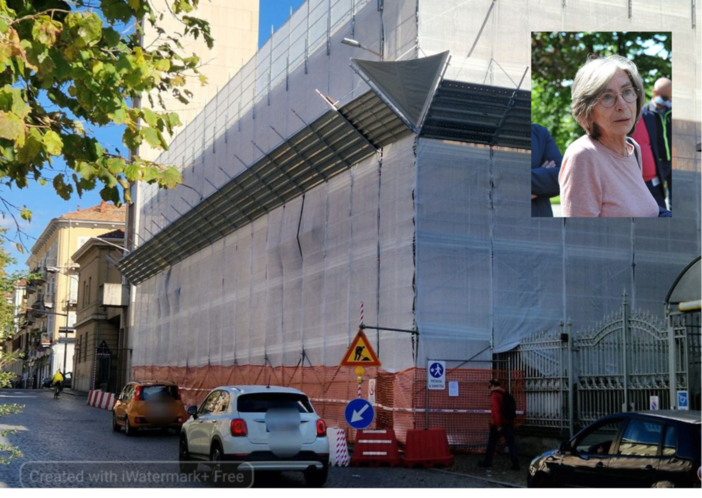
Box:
[559,441,573,453]
[187,405,198,419]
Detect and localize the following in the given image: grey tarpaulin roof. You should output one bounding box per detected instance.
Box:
[351,52,530,149]
[665,256,701,305]
[351,51,449,133]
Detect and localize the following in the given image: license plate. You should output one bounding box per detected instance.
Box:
[147,404,169,417]
[266,421,298,433]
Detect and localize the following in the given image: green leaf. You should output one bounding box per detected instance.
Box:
[101,0,135,24]
[102,27,121,47]
[106,157,124,175]
[52,174,73,200]
[43,131,63,156]
[168,112,182,127]
[160,166,182,188]
[141,165,159,183]
[19,208,31,222]
[0,112,25,142]
[142,127,163,148]
[75,161,98,180]
[154,58,170,71]
[110,107,128,125]
[18,132,42,163]
[124,163,141,182]
[32,17,62,47]
[76,13,103,48]
[142,108,157,127]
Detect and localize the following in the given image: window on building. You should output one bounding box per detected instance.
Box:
[69,276,78,304]
[77,236,90,251]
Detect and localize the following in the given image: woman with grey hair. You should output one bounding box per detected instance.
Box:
[559,55,662,217]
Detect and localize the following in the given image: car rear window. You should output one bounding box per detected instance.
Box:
[141,385,179,400]
[237,393,314,413]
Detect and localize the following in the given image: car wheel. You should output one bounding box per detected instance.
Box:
[125,417,137,437]
[209,443,235,487]
[179,436,197,474]
[112,413,120,432]
[304,463,328,487]
[528,473,552,488]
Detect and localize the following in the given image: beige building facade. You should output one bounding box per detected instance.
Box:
[72,231,128,393]
[138,0,259,162]
[20,202,126,385]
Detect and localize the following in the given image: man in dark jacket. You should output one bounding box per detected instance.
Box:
[478,379,520,470]
[531,124,563,217]
[642,78,672,207]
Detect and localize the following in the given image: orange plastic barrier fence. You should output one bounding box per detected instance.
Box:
[132,364,523,450]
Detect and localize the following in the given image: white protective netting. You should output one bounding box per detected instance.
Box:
[131,134,417,371]
[130,0,700,374]
[414,138,700,358]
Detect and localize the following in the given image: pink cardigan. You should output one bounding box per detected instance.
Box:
[559,135,659,217]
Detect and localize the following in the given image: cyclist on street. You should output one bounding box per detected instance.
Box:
[51,369,64,398]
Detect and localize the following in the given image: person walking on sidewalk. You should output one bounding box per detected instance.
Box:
[478,379,520,470]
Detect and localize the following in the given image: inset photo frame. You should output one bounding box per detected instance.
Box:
[531,32,672,218]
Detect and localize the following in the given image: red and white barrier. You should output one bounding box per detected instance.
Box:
[350,428,401,467]
[87,390,116,410]
[328,427,350,467]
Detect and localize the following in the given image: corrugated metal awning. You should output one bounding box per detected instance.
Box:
[421,79,531,149]
[119,91,408,285]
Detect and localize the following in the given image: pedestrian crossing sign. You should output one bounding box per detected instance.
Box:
[341,329,381,367]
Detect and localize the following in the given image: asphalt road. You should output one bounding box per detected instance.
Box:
[0,389,509,488]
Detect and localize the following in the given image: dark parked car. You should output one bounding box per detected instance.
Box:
[528,410,701,488]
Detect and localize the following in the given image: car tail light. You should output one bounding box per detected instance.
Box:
[133,386,142,401]
[230,418,248,437]
[316,419,327,437]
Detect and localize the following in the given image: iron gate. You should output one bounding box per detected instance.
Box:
[501,293,700,434]
[574,295,670,426]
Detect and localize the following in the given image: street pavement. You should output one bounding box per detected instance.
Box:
[0,389,511,488]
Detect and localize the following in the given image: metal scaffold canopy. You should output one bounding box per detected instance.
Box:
[119,91,410,285]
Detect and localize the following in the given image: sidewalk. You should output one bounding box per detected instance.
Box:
[445,453,533,488]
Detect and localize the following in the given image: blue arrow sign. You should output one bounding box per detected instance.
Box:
[345,398,375,430]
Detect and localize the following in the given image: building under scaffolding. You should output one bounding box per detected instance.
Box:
[119,0,701,444]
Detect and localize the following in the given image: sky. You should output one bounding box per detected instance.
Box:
[2,0,305,275]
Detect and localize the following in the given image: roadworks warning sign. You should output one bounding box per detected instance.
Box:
[340,330,381,367]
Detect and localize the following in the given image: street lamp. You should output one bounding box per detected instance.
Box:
[341,37,384,59]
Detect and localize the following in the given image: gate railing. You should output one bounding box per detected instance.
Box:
[501,328,569,432]
[499,292,699,435]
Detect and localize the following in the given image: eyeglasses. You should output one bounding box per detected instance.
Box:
[597,87,638,108]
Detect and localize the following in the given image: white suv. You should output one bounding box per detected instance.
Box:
[179,385,329,487]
